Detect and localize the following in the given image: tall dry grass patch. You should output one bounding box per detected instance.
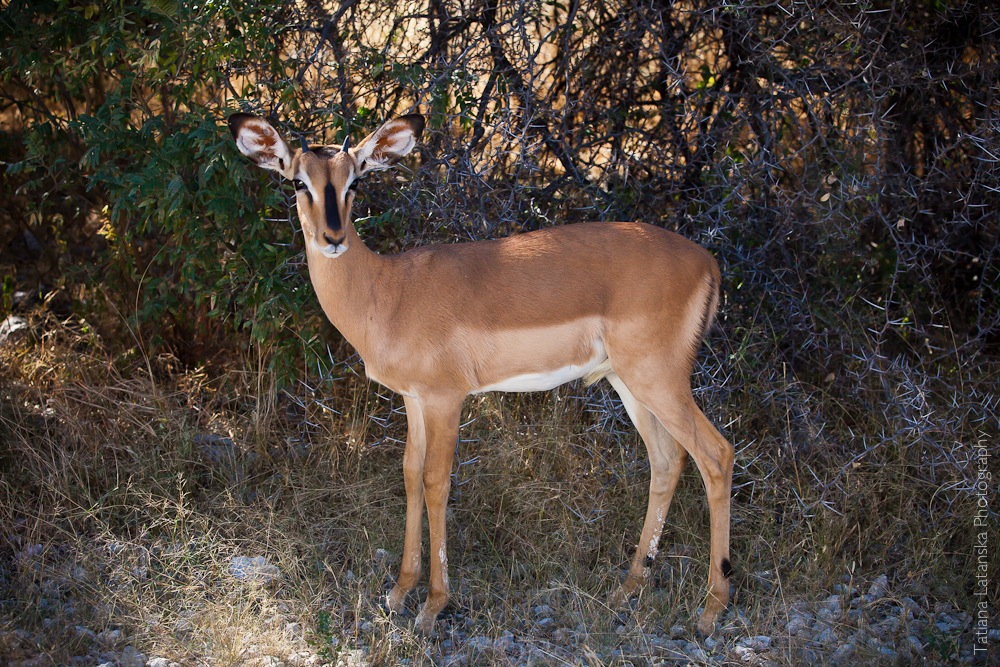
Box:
[2,312,995,664]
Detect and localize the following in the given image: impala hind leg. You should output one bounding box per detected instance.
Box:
[606,373,687,607]
[387,395,427,614]
[645,392,734,635]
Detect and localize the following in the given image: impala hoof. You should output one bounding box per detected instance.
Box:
[609,587,633,609]
[696,610,719,636]
[386,586,407,614]
[413,609,436,637]
[610,570,647,609]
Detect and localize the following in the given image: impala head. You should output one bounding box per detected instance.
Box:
[228,112,425,258]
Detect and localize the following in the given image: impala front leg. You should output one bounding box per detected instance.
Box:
[387,395,427,613]
[412,395,462,636]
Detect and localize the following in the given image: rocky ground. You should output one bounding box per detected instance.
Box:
[1,540,992,666]
[1,314,994,665]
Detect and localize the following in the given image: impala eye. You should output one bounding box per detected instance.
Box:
[293,179,308,192]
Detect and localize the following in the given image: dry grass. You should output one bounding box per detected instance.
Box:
[1,314,996,666]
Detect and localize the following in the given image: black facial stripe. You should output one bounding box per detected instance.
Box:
[323,182,342,233]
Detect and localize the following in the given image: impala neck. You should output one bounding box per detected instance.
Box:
[303,221,386,356]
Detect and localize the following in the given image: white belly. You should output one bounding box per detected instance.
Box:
[473,338,607,394]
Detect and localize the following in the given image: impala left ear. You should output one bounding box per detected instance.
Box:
[349,114,424,177]
[228,113,295,178]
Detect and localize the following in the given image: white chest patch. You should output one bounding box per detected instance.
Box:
[473,339,607,394]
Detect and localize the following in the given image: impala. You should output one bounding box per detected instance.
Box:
[229,111,735,635]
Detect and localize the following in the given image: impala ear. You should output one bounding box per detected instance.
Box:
[228,113,295,178]
[349,114,424,177]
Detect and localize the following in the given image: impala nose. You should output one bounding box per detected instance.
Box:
[319,233,349,259]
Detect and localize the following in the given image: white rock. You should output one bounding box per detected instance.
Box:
[873,616,900,639]
[98,628,122,644]
[738,635,772,651]
[105,541,127,556]
[813,627,837,644]
[121,646,147,667]
[229,555,281,583]
[899,597,920,619]
[937,612,962,630]
[817,595,842,622]
[658,639,689,654]
[466,636,493,652]
[533,604,554,617]
[786,616,808,635]
[686,646,709,661]
[867,574,889,599]
[173,618,194,635]
[830,643,854,664]
[0,315,28,345]
[146,659,172,667]
[336,648,369,667]
[833,583,856,596]
[501,629,517,652]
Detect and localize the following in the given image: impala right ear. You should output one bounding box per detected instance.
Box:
[228,113,294,178]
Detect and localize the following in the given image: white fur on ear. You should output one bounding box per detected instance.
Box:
[350,114,424,176]
[229,114,293,176]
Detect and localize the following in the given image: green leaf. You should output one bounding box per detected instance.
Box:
[141,0,179,19]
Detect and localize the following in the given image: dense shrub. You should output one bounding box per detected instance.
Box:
[2,0,997,468]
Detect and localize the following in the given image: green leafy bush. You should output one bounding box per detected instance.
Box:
[2,0,332,378]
